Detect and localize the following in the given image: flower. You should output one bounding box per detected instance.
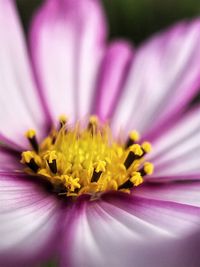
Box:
[1,0,200,266]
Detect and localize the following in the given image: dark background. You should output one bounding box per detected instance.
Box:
[16,0,200,45]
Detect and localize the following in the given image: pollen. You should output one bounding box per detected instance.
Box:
[21,116,154,198]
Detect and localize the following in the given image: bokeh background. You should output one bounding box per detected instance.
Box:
[14,1,200,266]
[16,0,200,45]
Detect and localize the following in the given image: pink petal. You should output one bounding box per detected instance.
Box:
[30,0,107,123]
[93,41,134,121]
[0,172,62,266]
[60,194,200,267]
[0,148,21,172]
[134,182,200,208]
[146,106,200,181]
[0,1,49,150]
[112,20,200,137]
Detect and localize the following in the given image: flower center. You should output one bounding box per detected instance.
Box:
[21,115,153,198]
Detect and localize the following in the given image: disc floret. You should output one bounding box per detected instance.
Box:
[21,116,154,198]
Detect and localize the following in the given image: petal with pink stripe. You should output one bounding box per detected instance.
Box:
[146,106,200,181]
[112,20,200,138]
[60,193,200,267]
[0,172,61,266]
[30,0,107,123]
[93,41,133,121]
[0,1,48,150]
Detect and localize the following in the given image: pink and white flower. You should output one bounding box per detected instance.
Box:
[0,0,200,266]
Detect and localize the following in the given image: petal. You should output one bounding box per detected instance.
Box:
[60,194,200,267]
[0,1,49,150]
[146,106,200,181]
[30,0,107,123]
[0,172,61,266]
[0,147,21,172]
[93,41,133,121]
[134,181,200,208]
[112,20,200,137]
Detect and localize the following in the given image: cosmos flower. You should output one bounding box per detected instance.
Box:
[1,0,200,266]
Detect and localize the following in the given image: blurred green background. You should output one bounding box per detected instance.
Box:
[16,0,200,44]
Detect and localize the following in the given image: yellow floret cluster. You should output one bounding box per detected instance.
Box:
[21,116,153,198]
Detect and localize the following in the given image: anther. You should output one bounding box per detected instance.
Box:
[125,131,140,148]
[25,129,39,153]
[130,172,143,186]
[139,162,154,176]
[48,159,57,174]
[141,142,152,156]
[91,170,102,182]
[44,151,58,174]
[88,115,98,135]
[91,160,106,182]
[118,172,143,190]
[63,175,81,192]
[26,158,39,173]
[59,114,68,129]
[124,144,143,169]
[118,179,133,190]
[21,151,40,173]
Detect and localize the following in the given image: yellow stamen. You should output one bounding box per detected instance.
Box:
[63,175,81,192]
[130,172,143,186]
[59,114,68,127]
[21,115,154,198]
[25,129,36,139]
[142,142,152,153]
[89,115,98,125]
[129,131,140,142]
[21,151,35,163]
[44,150,57,163]
[94,160,106,173]
[143,162,154,175]
[129,144,143,156]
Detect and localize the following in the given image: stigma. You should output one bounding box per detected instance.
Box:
[21,115,154,198]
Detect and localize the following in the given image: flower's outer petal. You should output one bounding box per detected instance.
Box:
[60,193,200,267]
[0,148,21,172]
[146,106,200,181]
[0,172,62,266]
[0,1,49,150]
[93,41,133,121]
[30,0,107,123]
[134,182,200,208]
[112,20,200,138]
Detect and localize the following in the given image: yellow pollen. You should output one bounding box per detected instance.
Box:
[129,144,143,156]
[142,142,152,153]
[44,150,57,163]
[89,115,98,124]
[21,151,35,163]
[130,172,143,186]
[143,162,154,175]
[25,129,36,139]
[129,131,140,142]
[21,116,154,198]
[63,175,81,192]
[59,114,68,125]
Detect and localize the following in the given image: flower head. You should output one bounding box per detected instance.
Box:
[0,0,200,267]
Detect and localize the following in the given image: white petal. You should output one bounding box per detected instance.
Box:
[0,173,61,266]
[93,41,133,121]
[0,1,48,149]
[30,0,107,123]
[147,106,200,180]
[0,148,21,171]
[112,20,200,137]
[134,182,200,208]
[60,194,200,267]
